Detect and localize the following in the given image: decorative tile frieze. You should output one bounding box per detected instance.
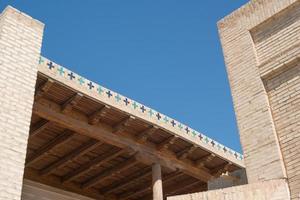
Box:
[38,56,244,165]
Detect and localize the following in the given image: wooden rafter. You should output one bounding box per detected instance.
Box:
[89,105,110,125]
[29,119,50,138]
[104,167,151,195]
[120,171,182,200]
[26,130,74,166]
[112,116,135,133]
[62,93,83,114]
[39,139,100,176]
[81,155,138,189]
[120,185,151,200]
[33,100,214,182]
[62,148,127,183]
[136,126,158,143]
[35,79,54,101]
[195,153,216,167]
[211,162,232,177]
[156,135,178,150]
[177,145,197,160]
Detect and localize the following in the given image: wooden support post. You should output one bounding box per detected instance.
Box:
[152,163,163,200]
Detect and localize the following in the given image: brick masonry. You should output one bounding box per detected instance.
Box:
[0,0,298,199]
[265,61,300,199]
[168,179,290,200]
[0,6,44,200]
[217,0,299,199]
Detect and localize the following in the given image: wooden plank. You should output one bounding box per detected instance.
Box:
[121,185,152,200]
[35,79,54,101]
[62,93,83,114]
[33,101,214,182]
[89,105,110,125]
[26,130,74,166]
[112,116,135,133]
[195,153,216,167]
[62,148,127,183]
[104,167,151,195]
[81,156,138,189]
[136,126,158,143]
[39,139,100,176]
[29,119,50,138]
[211,162,232,177]
[177,145,197,160]
[156,135,178,150]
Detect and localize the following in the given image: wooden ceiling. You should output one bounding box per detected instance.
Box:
[24,73,242,200]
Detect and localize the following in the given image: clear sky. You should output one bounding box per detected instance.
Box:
[1,0,249,153]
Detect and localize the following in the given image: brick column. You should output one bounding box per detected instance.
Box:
[218,0,299,198]
[0,6,44,200]
[218,0,296,183]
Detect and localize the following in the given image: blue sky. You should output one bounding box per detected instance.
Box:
[1,1,249,153]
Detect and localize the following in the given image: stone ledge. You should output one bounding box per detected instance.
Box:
[167,179,290,200]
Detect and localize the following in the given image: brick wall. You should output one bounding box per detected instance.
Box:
[0,6,44,200]
[167,179,290,200]
[265,62,300,200]
[218,0,299,199]
[208,169,247,190]
[250,3,300,64]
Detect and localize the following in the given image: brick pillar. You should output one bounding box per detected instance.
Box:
[218,0,295,183]
[0,6,44,200]
[218,0,299,198]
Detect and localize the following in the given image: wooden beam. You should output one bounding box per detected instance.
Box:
[62,93,83,114]
[136,126,158,143]
[35,79,54,101]
[211,162,232,177]
[89,105,110,125]
[120,171,182,200]
[162,171,183,183]
[156,135,178,151]
[195,153,216,167]
[81,155,138,189]
[177,145,197,160]
[121,185,151,200]
[62,148,127,183]
[112,116,135,133]
[29,119,50,138]
[39,139,100,176]
[26,130,73,166]
[152,163,163,200]
[104,167,151,195]
[33,100,214,182]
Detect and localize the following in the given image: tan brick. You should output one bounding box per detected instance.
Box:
[0,6,44,200]
[218,0,300,199]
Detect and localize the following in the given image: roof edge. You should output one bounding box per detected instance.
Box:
[37,56,245,168]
